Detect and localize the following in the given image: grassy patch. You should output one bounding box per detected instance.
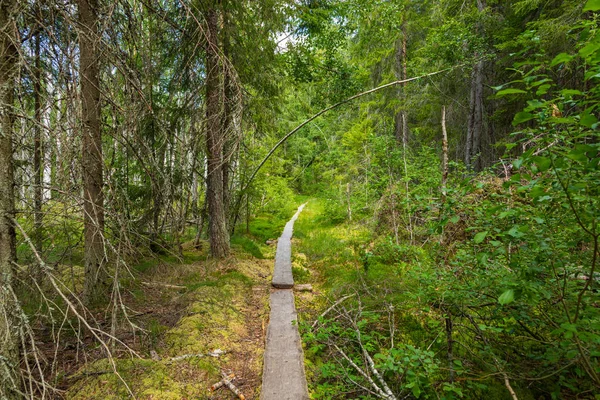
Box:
[246,215,285,242]
[231,235,265,259]
[293,199,371,288]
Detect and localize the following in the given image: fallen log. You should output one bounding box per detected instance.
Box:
[294,284,313,292]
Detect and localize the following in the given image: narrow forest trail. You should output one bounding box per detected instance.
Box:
[261,204,309,400]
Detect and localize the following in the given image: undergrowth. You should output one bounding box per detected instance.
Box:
[61,210,284,399]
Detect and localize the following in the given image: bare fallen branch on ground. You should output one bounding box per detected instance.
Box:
[141,281,186,290]
[210,373,235,391]
[312,294,355,329]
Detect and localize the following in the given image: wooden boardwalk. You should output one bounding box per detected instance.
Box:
[260,204,309,400]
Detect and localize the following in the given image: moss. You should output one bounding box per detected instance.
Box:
[66,358,213,399]
[65,255,266,399]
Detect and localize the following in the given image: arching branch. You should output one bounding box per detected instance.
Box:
[231,65,462,227]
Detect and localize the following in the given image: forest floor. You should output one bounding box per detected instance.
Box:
[55,231,282,399]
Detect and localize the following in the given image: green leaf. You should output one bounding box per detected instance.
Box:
[530,185,546,199]
[530,79,552,88]
[512,158,523,169]
[536,84,551,96]
[584,70,600,80]
[450,216,460,223]
[532,156,551,172]
[550,53,574,66]
[567,149,588,162]
[474,231,488,244]
[583,0,600,11]
[498,289,515,305]
[526,99,545,110]
[496,88,527,96]
[512,111,535,126]
[580,112,598,128]
[477,252,489,264]
[560,323,577,332]
[579,42,600,59]
[560,89,582,97]
[508,225,525,238]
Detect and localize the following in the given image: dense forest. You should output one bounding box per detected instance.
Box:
[0,0,599,398]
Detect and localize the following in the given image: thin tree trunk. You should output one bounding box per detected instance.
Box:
[205,4,230,258]
[394,20,408,145]
[401,21,408,145]
[194,197,208,248]
[465,71,475,169]
[441,105,448,203]
[222,39,233,230]
[445,313,455,383]
[0,0,21,396]
[221,7,241,233]
[346,182,352,222]
[471,60,484,171]
[79,0,107,304]
[34,29,43,257]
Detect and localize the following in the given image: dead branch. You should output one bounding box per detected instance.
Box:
[333,344,392,400]
[141,281,186,290]
[210,373,235,391]
[350,321,396,400]
[220,372,245,400]
[311,294,355,329]
[13,219,137,398]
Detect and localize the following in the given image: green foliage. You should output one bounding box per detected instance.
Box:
[231,235,265,259]
[292,8,600,394]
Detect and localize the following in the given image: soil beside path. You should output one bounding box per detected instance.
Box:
[260,204,309,400]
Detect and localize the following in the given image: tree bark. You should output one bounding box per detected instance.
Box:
[205,4,230,258]
[221,4,242,232]
[222,15,233,230]
[466,59,484,171]
[466,0,486,171]
[441,105,448,204]
[34,27,43,257]
[79,0,107,304]
[394,19,408,145]
[0,0,21,396]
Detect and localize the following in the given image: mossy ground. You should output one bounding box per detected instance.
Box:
[63,231,277,399]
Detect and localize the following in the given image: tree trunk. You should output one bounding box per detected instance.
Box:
[221,6,241,232]
[79,0,107,304]
[34,29,43,257]
[441,105,448,204]
[466,0,486,171]
[467,59,484,171]
[222,33,233,230]
[205,5,230,258]
[394,19,408,145]
[0,0,21,396]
